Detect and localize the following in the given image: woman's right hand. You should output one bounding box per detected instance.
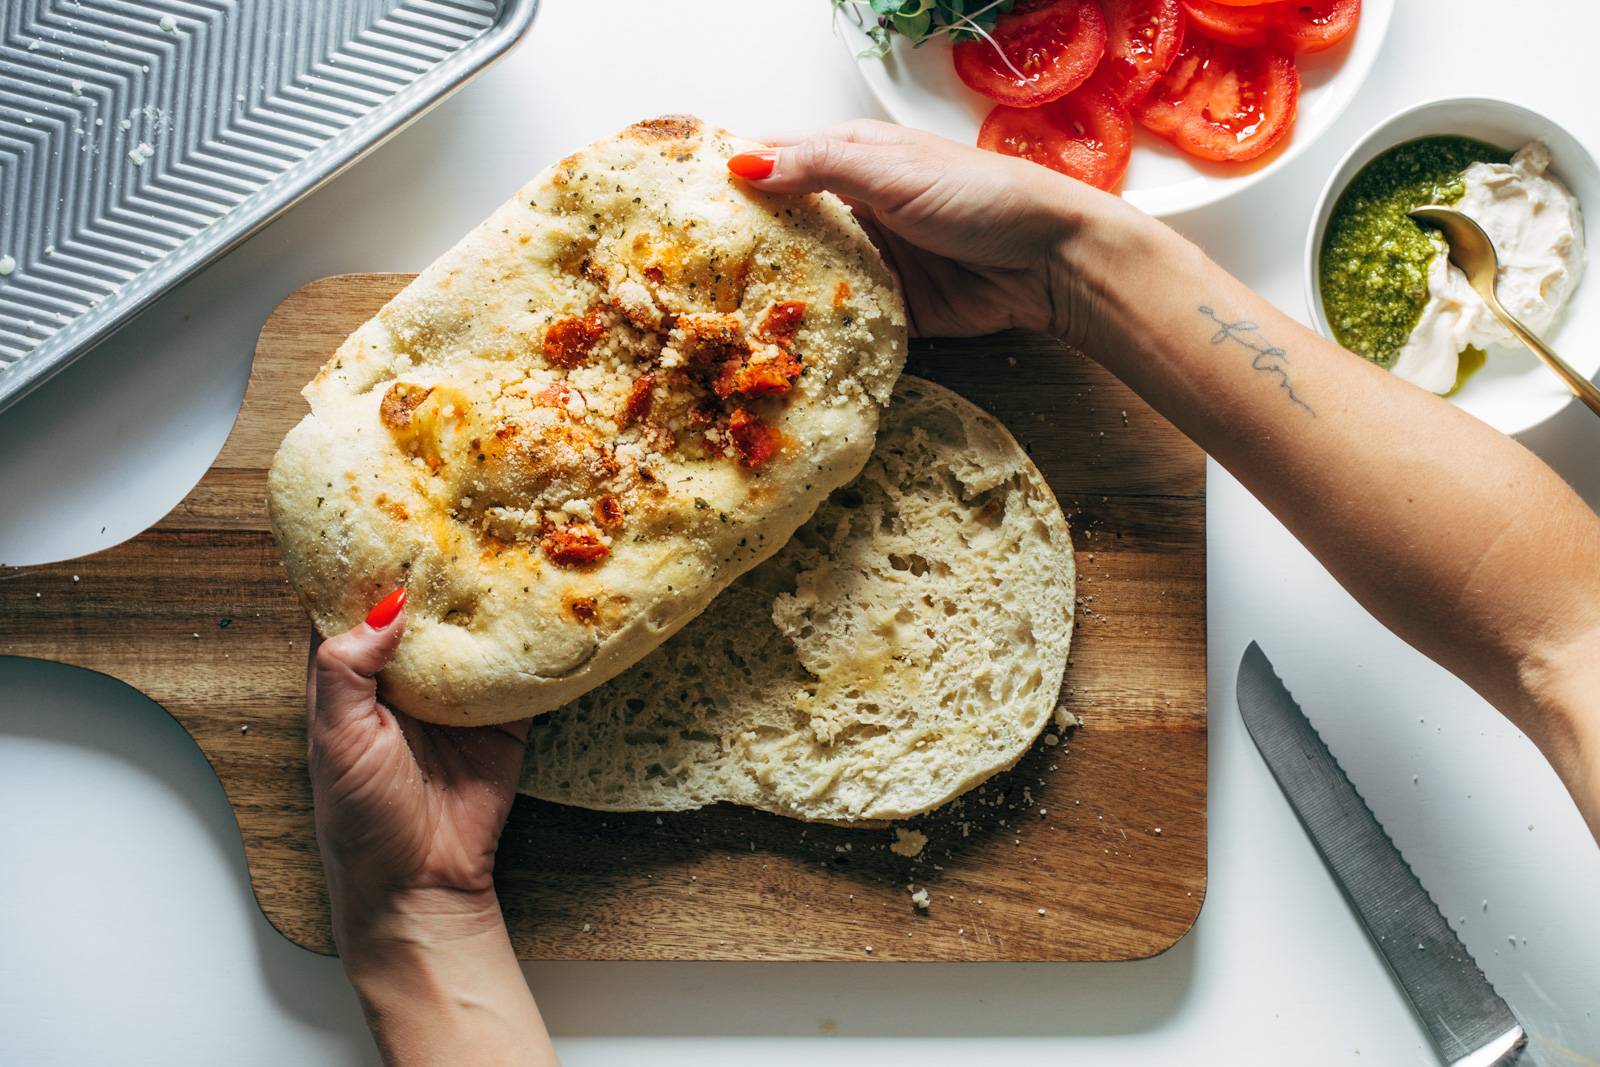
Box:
[732,124,1600,846]
[727,120,1151,345]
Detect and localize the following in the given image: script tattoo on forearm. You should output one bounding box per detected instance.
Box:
[1198,306,1314,415]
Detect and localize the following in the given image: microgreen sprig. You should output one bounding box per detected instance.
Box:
[831,0,1020,62]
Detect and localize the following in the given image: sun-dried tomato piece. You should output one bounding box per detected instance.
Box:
[594,495,625,530]
[711,356,744,399]
[727,408,781,469]
[624,372,656,424]
[757,300,807,342]
[543,311,607,368]
[713,348,802,399]
[541,522,609,567]
[532,382,573,409]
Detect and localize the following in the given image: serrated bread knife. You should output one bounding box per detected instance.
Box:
[1237,642,1528,1066]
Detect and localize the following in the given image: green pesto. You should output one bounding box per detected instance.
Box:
[1449,345,1487,395]
[1320,136,1511,366]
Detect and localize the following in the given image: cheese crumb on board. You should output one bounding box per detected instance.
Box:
[909,887,930,911]
[889,827,927,858]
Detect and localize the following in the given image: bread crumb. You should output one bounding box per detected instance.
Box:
[582,923,592,932]
[889,827,927,858]
[1037,907,1046,916]
[909,887,930,911]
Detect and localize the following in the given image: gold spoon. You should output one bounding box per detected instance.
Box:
[1408,205,1600,418]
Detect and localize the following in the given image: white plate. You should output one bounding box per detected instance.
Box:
[839,0,1394,217]
[1305,97,1600,436]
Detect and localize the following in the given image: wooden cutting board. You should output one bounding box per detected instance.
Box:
[0,274,1206,961]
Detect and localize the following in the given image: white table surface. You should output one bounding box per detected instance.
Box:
[2,1,1598,1064]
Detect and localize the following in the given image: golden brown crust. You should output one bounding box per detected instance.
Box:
[623,114,703,142]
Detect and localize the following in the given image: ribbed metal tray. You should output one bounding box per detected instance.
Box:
[0,0,538,412]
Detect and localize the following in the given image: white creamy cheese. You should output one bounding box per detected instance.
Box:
[1390,142,1585,394]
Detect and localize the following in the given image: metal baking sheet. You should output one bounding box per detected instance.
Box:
[0,0,539,412]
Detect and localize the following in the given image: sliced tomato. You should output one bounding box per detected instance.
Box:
[978,84,1134,191]
[1133,35,1299,161]
[953,0,1108,107]
[1182,0,1360,53]
[1089,0,1187,107]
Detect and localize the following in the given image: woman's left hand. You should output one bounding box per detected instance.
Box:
[307,590,558,1065]
[306,589,531,943]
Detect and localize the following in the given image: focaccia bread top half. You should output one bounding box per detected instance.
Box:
[268,116,907,725]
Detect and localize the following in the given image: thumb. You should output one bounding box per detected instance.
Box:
[310,588,408,731]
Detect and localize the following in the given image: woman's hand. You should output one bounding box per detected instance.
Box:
[730,122,1600,843]
[308,590,558,1066]
[307,588,531,943]
[728,120,1152,344]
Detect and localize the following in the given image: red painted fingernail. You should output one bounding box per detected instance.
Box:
[365,588,407,630]
[727,151,777,180]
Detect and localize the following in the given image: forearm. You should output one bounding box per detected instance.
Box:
[1056,205,1600,827]
[336,891,558,1067]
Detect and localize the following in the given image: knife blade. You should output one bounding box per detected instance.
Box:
[1236,642,1528,1066]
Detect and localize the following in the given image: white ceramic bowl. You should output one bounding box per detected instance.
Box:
[1305,97,1600,435]
[840,0,1394,217]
